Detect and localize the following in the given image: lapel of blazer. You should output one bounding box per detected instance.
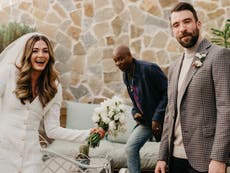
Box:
[171,54,184,117]
[177,39,211,107]
[168,55,184,157]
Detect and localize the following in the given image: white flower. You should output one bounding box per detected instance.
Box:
[195,52,206,59]
[118,104,127,111]
[108,110,114,118]
[109,121,116,131]
[193,52,207,68]
[94,107,104,114]
[119,114,126,124]
[193,60,203,67]
[91,96,128,137]
[92,113,100,123]
[119,124,127,132]
[101,113,111,124]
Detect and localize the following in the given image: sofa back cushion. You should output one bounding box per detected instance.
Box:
[66,101,99,129]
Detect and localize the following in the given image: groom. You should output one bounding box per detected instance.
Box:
[155,2,230,173]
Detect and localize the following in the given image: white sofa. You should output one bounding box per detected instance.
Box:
[47,101,160,172]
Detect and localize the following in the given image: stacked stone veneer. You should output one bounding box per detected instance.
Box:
[0,0,229,104]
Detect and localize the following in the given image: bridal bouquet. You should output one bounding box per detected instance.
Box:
[76,96,128,166]
[88,96,128,148]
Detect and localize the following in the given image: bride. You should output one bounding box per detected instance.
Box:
[0,32,105,173]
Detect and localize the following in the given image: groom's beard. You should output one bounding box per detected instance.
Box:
[177,27,199,48]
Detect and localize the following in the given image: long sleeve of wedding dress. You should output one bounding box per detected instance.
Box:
[43,83,91,143]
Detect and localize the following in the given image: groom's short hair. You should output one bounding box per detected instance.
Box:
[170,2,198,22]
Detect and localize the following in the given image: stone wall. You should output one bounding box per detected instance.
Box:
[0,0,229,104]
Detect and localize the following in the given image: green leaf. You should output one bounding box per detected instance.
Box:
[210,19,230,48]
[0,22,36,53]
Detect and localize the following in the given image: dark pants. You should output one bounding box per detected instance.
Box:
[170,157,208,173]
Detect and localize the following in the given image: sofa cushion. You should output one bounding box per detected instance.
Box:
[66,101,99,129]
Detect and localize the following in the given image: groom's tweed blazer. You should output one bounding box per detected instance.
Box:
[158,39,230,172]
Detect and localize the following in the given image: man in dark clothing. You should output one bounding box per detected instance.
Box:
[113,45,168,173]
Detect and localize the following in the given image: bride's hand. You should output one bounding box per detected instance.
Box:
[98,127,106,139]
[90,127,106,139]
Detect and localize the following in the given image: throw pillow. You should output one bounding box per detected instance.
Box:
[66,101,99,129]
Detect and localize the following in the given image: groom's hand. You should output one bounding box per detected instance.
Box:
[155,160,167,173]
[209,160,226,173]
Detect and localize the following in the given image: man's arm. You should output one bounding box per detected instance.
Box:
[150,65,168,123]
[155,106,171,172]
[123,72,143,121]
[210,47,230,167]
[156,64,175,164]
[157,105,170,161]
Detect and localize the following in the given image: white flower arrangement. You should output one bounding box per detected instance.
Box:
[193,52,207,68]
[89,96,128,147]
[193,60,203,67]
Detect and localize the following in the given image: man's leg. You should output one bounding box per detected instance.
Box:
[125,124,152,173]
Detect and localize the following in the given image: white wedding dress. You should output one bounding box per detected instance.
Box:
[0,33,90,173]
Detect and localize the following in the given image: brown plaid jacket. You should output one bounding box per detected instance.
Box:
[158,39,230,172]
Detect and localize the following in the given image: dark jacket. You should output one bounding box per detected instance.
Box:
[123,58,168,127]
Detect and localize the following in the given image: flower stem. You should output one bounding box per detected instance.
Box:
[88,132,101,148]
